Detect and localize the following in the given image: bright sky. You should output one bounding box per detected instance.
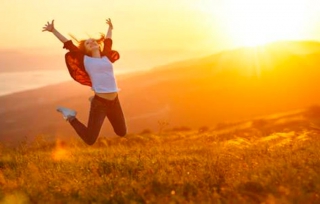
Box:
[1,0,320,63]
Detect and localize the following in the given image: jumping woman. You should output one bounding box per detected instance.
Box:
[42,18,127,145]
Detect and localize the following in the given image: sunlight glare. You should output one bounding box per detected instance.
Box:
[52,140,70,161]
[218,0,310,46]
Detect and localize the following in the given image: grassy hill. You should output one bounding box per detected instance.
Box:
[1,107,320,203]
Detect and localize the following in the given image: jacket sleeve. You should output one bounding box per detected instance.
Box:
[102,38,120,63]
[63,40,80,52]
[102,38,112,54]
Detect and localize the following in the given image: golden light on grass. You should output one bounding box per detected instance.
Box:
[0,171,5,186]
[1,126,319,203]
[52,139,70,161]
[260,132,295,142]
[225,138,251,148]
[0,192,29,204]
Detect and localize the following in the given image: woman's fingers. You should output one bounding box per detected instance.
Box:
[42,20,54,32]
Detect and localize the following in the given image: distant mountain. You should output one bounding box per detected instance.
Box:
[1,40,320,144]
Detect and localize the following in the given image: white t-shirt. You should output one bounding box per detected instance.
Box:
[84,55,119,93]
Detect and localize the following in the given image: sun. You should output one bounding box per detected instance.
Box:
[214,0,310,47]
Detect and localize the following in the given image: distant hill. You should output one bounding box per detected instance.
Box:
[1,40,320,144]
[0,49,65,72]
[0,48,203,73]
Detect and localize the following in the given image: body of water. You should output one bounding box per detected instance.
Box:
[0,69,135,97]
[0,70,72,97]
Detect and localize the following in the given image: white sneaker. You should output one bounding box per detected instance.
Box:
[56,106,77,121]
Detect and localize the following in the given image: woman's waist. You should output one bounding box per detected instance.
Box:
[91,81,119,96]
[95,92,118,100]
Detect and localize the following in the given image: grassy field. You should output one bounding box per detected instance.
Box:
[1,109,320,203]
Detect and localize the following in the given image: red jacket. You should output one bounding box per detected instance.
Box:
[63,38,120,87]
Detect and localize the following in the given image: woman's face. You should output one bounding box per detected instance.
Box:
[84,38,100,53]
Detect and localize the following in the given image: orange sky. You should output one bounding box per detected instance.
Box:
[0,1,216,51]
[1,0,320,70]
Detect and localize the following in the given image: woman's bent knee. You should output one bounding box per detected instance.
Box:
[85,137,98,145]
[115,128,127,137]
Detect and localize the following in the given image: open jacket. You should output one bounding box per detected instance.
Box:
[63,38,120,87]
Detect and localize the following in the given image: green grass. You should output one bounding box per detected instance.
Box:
[1,124,320,203]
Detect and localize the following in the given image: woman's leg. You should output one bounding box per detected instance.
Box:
[105,96,127,137]
[69,98,106,145]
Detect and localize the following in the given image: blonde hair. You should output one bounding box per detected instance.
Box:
[69,33,105,56]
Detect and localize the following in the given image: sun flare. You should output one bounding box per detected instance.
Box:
[214,0,311,47]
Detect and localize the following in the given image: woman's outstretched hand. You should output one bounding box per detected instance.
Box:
[106,18,113,29]
[41,20,68,43]
[42,20,55,32]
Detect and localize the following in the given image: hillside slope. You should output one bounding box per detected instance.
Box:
[1,40,320,144]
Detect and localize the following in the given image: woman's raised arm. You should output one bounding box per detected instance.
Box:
[42,20,69,43]
[105,18,113,39]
